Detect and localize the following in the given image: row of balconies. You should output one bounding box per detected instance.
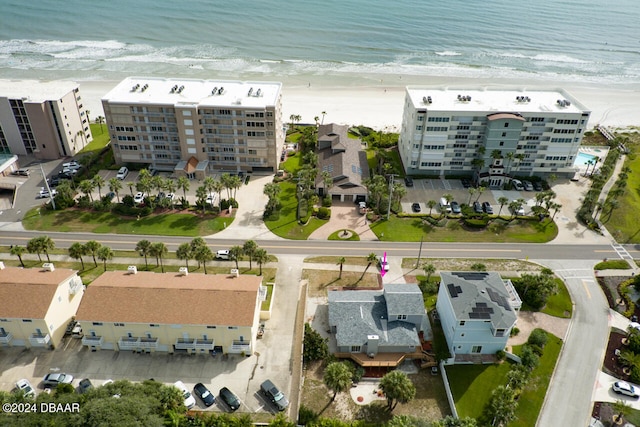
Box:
[174,338,215,351]
[118,337,159,350]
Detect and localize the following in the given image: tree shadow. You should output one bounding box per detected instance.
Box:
[355,402,391,423]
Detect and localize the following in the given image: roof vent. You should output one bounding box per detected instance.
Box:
[423,96,432,104]
[0,261,5,269]
[179,267,189,276]
[230,268,239,278]
[127,265,137,275]
[42,263,55,272]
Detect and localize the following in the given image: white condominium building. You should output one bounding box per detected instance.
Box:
[0,80,92,159]
[102,77,284,178]
[399,88,591,186]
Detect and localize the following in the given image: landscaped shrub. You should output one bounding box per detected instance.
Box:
[510,327,520,336]
[112,204,152,217]
[322,197,332,207]
[470,263,487,271]
[220,198,239,210]
[303,323,328,363]
[179,197,189,209]
[594,260,631,270]
[464,218,489,228]
[77,195,92,209]
[122,194,134,207]
[496,350,506,361]
[419,280,438,295]
[520,345,540,371]
[527,329,548,349]
[297,405,319,426]
[316,207,331,219]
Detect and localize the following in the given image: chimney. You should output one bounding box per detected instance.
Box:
[127,266,137,275]
[230,268,239,278]
[42,263,55,272]
[179,267,189,276]
[0,261,5,269]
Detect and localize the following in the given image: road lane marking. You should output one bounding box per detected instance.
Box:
[582,279,591,299]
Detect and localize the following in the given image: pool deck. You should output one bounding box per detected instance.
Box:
[574,145,609,171]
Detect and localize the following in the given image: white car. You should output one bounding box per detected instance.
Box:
[512,179,524,191]
[116,166,129,180]
[174,380,196,409]
[62,161,80,169]
[613,381,639,398]
[15,379,35,398]
[133,192,145,204]
[511,204,525,216]
[378,256,390,271]
[166,193,175,202]
[216,249,230,260]
[206,193,217,206]
[38,188,57,199]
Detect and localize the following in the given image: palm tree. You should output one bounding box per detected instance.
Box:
[135,239,152,268]
[79,179,96,202]
[497,196,509,217]
[314,116,319,126]
[508,201,521,219]
[337,256,346,279]
[127,181,135,196]
[95,115,105,133]
[97,246,113,271]
[229,245,243,270]
[150,242,168,272]
[323,362,352,402]
[379,370,416,411]
[108,178,123,203]
[84,240,101,267]
[467,188,476,205]
[26,237,43,262]
[321,111,327,125]
[230,175,243,199]
[443,193,454,204]
[39,236,55,263]
[189,237,207,268]
[193,245,213,274]
[361,253,378,280]
[75,130,85,151]
[551,203,562,220]
[427,200,436,216]
[10,245,27,268]
[253,248,269,276]
[475,186,486,203]
[243,240,258,270]
[92,174,106,199]
[423,263,436,282]
[195,185,208,215]
[211,179,224,211]
[177,176,190,201]
[176,243,192,269]
[505,152,515,174]
[68,242,87,270]
[613,399,631,424]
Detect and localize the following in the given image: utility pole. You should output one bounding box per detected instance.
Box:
[386,174,396,220]
[416,235,424,268]
[40,163,56,210]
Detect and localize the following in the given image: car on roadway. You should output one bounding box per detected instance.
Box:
[219,386,240,411]
[461,178,471,188]
[404,177,413,187]
[116,166,129,180]
[523,180,534,191]
[450,201,461,214]
[482,202,494,214]
[612,381,639,398]
[11,169,30,177]
[174,380,196,409]
[472,201,483,213]
[78,378,93,394]
[133,192,145,204]
[62,161,80,170]
[260,380,289,411]
[15,379,35,398]
[411,203,421,213]
[42,373,74,387]
[38,188,57,199]
[216,250,230,260]
[193,383,215,407]
[378,256,390,271]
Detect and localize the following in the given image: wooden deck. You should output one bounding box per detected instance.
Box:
[335,350,426,367]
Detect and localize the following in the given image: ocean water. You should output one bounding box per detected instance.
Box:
[0,0,638,85]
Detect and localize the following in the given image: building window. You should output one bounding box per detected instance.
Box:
[228,326,238,330]
[502,132,506,137]
[350,346,361,352]
[499,141,504,146]
[416,125,422,131]
[150,324,159,328]
[396,315,407,320]
[504,123,509,128]
[92,322,103,326]
[182,111,192,117]
[114,323,125,327]
[495,329,506,337]
[22,319,32,323]
[459,321,465,326]
[472,345,483,353]
[206,326,217,329]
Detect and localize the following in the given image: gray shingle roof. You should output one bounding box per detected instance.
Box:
[439,272,518,329]
[384,284,425,316]
[316,123,369,194]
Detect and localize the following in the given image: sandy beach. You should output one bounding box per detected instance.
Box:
[76,75,640,132]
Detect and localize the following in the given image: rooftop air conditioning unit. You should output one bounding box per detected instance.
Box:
[230,268,239,277]
[212,87,218,95]
[179,267,189,276]
[42,263,55,272]
[248,87,253,96]
[0,261,4,269]
[218,87,224,95]
[256,88,261,96]
[127,265,137,274]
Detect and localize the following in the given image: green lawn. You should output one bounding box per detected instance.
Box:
[447,363,513,419]
[541,279,573,318]
[369,216,558,243]
[264,181,327,239]
[328,229,360,241]
[261,283,274,311]
[79,123,110,155]
[594,259,631,270]
[22,207,232,237]
[280,152,303,175]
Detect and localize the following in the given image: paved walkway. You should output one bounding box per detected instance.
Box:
[308,203,377,241]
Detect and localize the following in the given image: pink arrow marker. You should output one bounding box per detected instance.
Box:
[380,251,387,278]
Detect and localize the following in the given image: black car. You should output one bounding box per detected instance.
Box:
[533,181,543,191]
[78,378,93,394]
[461,178,471,188]
[193,383,215,407]
[404,177,414,187]
[472,201,483,213]
[105,192,116,201]
[411,203,421,213]
[219,387,240,411]
[450,201,461,214]
[482,202,494,214]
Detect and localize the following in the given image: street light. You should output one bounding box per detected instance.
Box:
[386,174,397,220]
[39,163,56,210]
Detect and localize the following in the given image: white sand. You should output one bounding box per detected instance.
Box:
[76,76,640,132]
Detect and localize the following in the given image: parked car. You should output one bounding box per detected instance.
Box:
[58,170,74,179]
[411,203,421,213]
[11,169,30,177]
[38,188,57,199]
[133,192,145,204]
[148,168,159,176]
[378,255,390,271]
[260,380,289,411]
[472,201,483,213]
[358,201,367,215]
[42,373,74,387]
[461,178,471,188]
[62,161,80,170]
[533,181,543,191]
[78,378,93,394]
[613,381,639,398]
[219,387,240,411]
[450,201,461,214]
[105,192,116,201]
[116,166,129,180]
[404,177,414,187]
[166,193,175,202]
[193,383,215,407]
[174,381,196,409]
[62,167,79,176]
[512,179,524,191]
[216,250,230,260]
[511,203,525,216]
[482,202,494,214]
[205,193,216,206]
[523,180,534,191]
[439,197,451,213]
[15,379,35,398]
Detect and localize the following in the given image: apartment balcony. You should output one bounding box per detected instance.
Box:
[229,341,251,354]
[28,333,51,347]
[195,339,215,351]
[0,331,13,345]
[174,338,195,350]
[118,336,158,351]
[82,335,104,347]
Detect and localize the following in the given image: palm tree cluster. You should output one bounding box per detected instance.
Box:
[363,175,406,215]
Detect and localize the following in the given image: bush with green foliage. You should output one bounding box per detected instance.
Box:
[77,195,92,209]
[463,218,489,229]
[527,329,548,349]
[316,207,331,219]
[496,350,506,361]
[220,198,238,210]
[122,194,134,207]
[512,272,558,311]
[303,323,328,363]
[112,204,152,217]
[520,345,540,371]
[470,263,487,271]
[322,197,332,207]
[510,327,520,336]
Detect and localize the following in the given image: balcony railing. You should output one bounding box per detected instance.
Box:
[229,341,251,353]
[118,336,159,351]
[28,333,50,347]
[0,332,13,344]
[195,339,214,351]
[174,338,195,350]
[82,336,104,347]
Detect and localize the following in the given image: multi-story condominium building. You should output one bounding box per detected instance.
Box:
[102,77,284,178]
[399,88,591,186]
[0,80,92,159]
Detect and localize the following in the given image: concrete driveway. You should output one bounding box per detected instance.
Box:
[308,202,377,241]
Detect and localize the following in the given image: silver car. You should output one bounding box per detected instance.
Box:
[42,373,74,387]
[613,381,639,398]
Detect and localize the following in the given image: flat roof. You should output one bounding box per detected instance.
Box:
[102,77,281,108]
[406,87,589,115]
[75,271,262,326]
[0,79,79,103]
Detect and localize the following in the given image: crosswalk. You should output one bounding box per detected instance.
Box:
[611,243,635,265]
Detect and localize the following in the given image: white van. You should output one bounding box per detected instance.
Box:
[116,166,129,180]
[439,197,452,213]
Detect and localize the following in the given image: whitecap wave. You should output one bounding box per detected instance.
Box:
[435,51,462,57]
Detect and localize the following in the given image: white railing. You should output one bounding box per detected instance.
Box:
[0,332,13,344]
[29,333,50,347]
[82,336,104,347]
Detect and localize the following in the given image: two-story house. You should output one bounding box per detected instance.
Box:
[328,283,431,366]
[75,270,263,355]
[0,263,84,349]
[436,271,521,362]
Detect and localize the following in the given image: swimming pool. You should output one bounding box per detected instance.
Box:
[574,152,598,167]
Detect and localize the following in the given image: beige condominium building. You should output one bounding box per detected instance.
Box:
[102,77,284,178]
[0,80,93,159]
[75,270,264,355]
[0,263,85,349]
[399,88,591,186]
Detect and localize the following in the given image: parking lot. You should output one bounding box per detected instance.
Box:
[0,329,292,414]
[401,178,540,215]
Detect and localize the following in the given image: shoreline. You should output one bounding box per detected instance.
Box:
[53,74,640,132]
